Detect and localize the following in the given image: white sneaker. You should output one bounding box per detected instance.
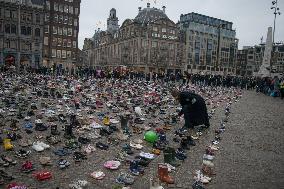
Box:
[32,142,45,152]
[203,160,214,167]
[38,142,50,149]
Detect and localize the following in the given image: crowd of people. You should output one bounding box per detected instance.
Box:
[3,65,283,99]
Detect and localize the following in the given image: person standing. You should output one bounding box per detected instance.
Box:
[280,78,284,99]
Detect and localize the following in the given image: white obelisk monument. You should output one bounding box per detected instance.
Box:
[258,27,273,77]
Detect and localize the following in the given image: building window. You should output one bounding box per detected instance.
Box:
[64,15,68,24]
[44,25,49,33]
[63,39,67,47]
[73,29,77,38]
[58,27,62,35]
[59,4,63,12]
[57,50,61,58]
[4,40,10,48]
[5,24,10,33]
[52,49,56,57]
[35,28,40,37]
[152,41,157,48]
[67,51,71,58]
[64,5,69,13]
[67,39,72,47]
[44,37,48,45]
[52,38,57,46]
[62,50,66,58]
[58,15,63,23]
[153,26,158,32]
[74,18,78,26]
[11,24,16,34]
[53,26,57,34]
[57,38,62,46]
[54,14,58,22]
[68,17,73,26]
[21,26,26,35]
[45,13,50,22]
[54,3,58,11]
[46,0,50,10]
[73,41,76,48]
[67,28,72,36]
[35,14,40,23]
[162,28,167,33]
[69,6,73,14]
[26,27,31,35]
[75,8,79,15]
[63,27,67,36]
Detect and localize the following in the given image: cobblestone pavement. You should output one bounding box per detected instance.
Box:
[209,91,284,189]
[148,91,284,189]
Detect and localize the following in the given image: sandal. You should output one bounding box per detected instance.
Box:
[90,171,105,180]
[115,173,135,185]
[104,160,121,170]
[1,155,17,165]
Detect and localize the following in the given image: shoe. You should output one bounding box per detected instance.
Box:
[15,149,31,158]
[51,125,60,135]
[203,154,214,161]
[129,160,144,176]
[96,142,109,150]
[116,173,135,185]
[21,161,35,173]
[158,163,174,184]
[58,159,70,169]
[3,138,13,151]
[175,148,187,160]
[203,160,214,167]
[163,148,180,167]
[192,181,205,189]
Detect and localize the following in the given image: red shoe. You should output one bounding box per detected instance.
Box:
[33,171,52,181]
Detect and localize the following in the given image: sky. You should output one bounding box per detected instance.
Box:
[78,0,284,50]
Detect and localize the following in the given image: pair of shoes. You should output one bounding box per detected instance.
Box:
[32,141,50,152]
[58,159,70,169]
[73,152,87,162]
[116,172,135,185]
[21,161,35,173]
[15,149,31,158]
[129,160,144,176]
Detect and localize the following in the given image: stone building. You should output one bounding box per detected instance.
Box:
[236,43,284,76]
[180,12,238,75]
[43,0,81,72]
[0,0,45,70]
[83,3,185,74]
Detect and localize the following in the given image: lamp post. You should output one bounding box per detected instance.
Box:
[271,0,281,45]
[216,24,226,75]
[16,0,22,74]
[270,0,281,74]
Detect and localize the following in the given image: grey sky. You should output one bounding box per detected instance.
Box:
[78,0,284,49]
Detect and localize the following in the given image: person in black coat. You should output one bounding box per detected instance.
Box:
[171,89,210,132]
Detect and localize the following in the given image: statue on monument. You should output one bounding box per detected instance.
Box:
[258,27,273,77]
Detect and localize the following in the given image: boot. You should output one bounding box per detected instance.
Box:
[158,163,174,184]
[163,147,180,167]
[51,125,60,135]
[64,124,74,139]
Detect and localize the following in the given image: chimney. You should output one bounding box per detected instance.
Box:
[138,7,142,12]
[162,6,166,13]
[147,3,150,8]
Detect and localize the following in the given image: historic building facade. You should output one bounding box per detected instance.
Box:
[180,13,238,75]
[83,3,185,74]
[43,0,81,71]
[0,0,44,70]
[236,43,284,76]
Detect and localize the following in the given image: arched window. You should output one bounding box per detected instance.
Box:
[35,28,40,37]
[11,24,16,34]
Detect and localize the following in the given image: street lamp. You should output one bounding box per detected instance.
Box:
[271,0,281,44]
[16,0,22,74]
[216,23,226,75]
